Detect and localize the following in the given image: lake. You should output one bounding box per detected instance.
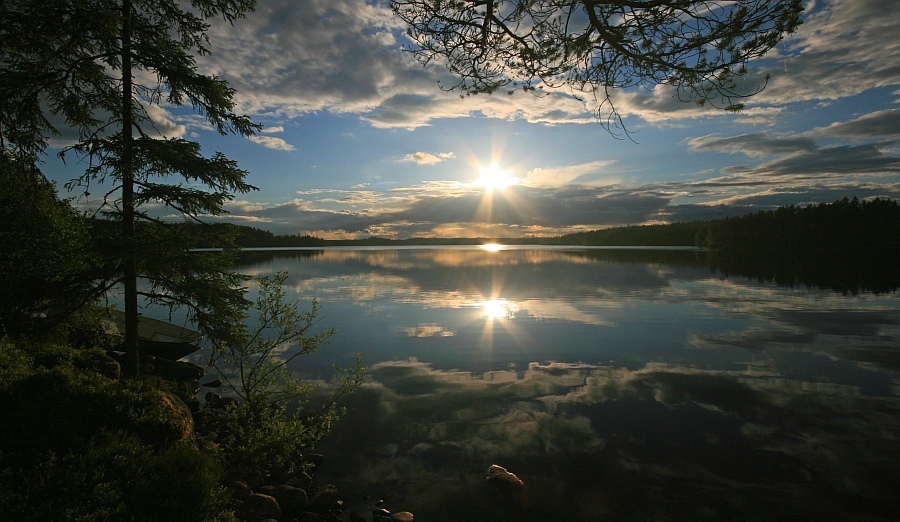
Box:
[228,246,900,521]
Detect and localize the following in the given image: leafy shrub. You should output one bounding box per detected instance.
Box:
[0,340,234,521]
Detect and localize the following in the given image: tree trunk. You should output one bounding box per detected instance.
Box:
[121,0,139,377]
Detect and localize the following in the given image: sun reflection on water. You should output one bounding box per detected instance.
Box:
[479,298,519,320]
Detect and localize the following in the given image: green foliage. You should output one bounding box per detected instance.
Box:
[1,429,234,522]
[551,221,710,247]
[0,340,234,521]
[701,197,900,293]
[1,0,260,376]
[0,155,101,337]
[202,272,366,480]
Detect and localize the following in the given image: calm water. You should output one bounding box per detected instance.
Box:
[229,246,900,521]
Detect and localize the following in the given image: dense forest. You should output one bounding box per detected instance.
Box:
[699,197,900,294]
[223,197,898,253]
[220,197,900,294]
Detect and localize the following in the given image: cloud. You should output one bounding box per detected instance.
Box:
[522,160,620,187]
[809,108,900,140]
[261,125,285,133]
[318,356,900,520]
[752,0,900,107]
[687,134,817,158]
[200,0,598,128]
[402,151,455,165]
[248,135,296,151]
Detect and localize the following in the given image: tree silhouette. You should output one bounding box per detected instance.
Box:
[393,0,803,132]
[1,0,259,375]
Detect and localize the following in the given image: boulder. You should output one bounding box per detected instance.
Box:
[485,464,525,494]
[274,484,309,517]
[286,471,313,490]
[228,480,253,501]
[391,511,415,521]
[158,390,194,442]
[240,493,281,521]
[306,484,339,513]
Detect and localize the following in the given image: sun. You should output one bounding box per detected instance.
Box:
[476,163,518,191]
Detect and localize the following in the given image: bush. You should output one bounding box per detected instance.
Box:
[202,272,366,482]
[0,340,235,521]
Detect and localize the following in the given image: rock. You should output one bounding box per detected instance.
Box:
[158,390,194,442]
[274,484,309,517]
[306,484,339,512]
[391,512,415,522]
[240,493,281,521]
[286,471,313,490]
[485,464,525,494]
[372,508,391,518]
[350,511,367,522]
[229,480,253,501]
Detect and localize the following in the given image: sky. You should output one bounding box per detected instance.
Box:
[44,0,900,239]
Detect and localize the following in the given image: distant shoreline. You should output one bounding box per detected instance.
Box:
[193,244,707,252]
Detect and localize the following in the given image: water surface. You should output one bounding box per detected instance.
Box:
[231,246,900,521]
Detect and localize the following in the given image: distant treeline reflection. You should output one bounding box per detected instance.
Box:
[220,197,899,295]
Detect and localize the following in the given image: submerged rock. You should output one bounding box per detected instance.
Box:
[485,464,526,494]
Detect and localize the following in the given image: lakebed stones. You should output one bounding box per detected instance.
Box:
[485,464,526,494]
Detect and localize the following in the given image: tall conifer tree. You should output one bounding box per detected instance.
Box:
[1,0,259,375]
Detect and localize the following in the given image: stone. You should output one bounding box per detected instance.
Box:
[286,471,313,490]
[390,511,415,522]
[350,511,367,522]
[485,464,526,494]
[158,390,194,442]
[229,480,253,501]
[372,508,391,518]
[306,484,339,512]
[240,493,281,521]
[274,484,309,517]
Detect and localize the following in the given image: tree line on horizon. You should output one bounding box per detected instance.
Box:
[217,197,899,252]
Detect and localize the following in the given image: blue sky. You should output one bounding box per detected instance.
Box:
[45,0,900,239]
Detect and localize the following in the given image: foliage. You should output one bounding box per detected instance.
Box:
[551,221,710,246]
[0,339,234,521]
[0,0,260,375]
[202,272,366,479]
[0,155,103,338]
[700,197,900,294]
[393,0,804,132]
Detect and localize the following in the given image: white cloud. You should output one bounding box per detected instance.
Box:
[402,151,455,164]
[248,135,296,151]
[522,160,620,187]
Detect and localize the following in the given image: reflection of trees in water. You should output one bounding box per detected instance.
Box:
[235,246,900,295]
[703,198,900,295]
[562,248,708,267]
[708,250,900,295]
[235,249,323,270]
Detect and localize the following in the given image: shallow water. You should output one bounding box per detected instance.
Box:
[231,246,900,521]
